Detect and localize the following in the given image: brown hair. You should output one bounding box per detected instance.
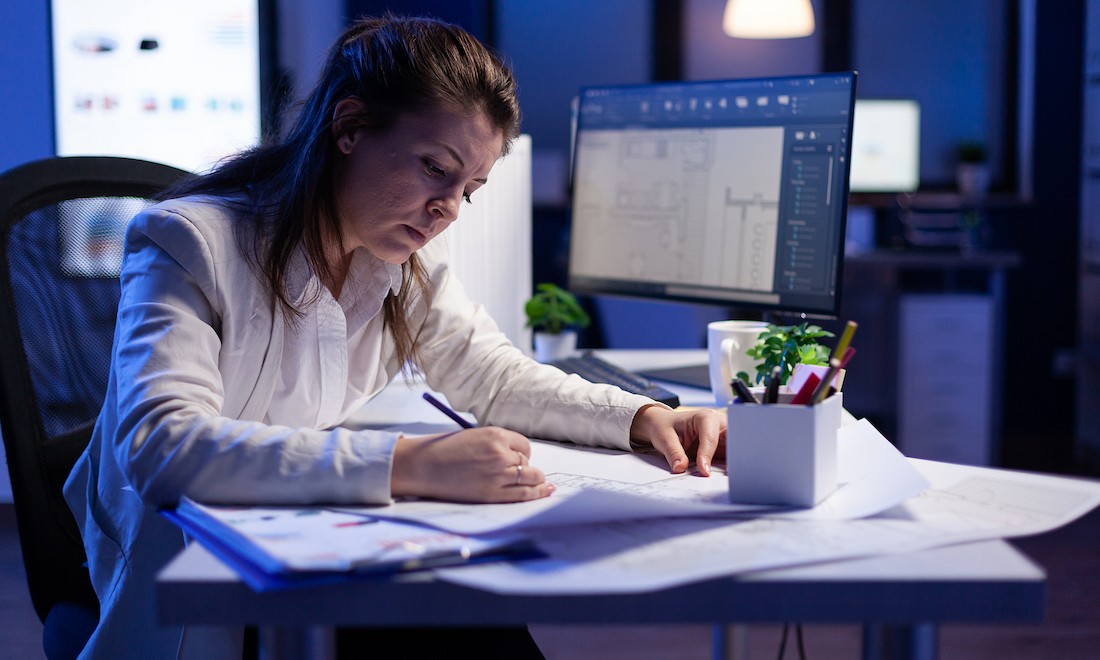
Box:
[163,14,521,370]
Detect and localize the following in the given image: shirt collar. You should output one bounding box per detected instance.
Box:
[333,248,403,331]
[286,246,401,302]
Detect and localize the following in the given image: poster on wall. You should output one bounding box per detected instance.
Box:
[52,0,264,173]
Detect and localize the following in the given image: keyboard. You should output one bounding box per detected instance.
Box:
[548,351,681,408]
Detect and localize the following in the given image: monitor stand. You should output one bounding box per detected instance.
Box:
[637,363,711,390]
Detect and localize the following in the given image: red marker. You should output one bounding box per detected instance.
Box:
[790,373,821,405]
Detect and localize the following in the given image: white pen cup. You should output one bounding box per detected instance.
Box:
[707,320,769,406]
[727,391,842,507]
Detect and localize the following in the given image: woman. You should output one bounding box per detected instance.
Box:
[64,14,725,659]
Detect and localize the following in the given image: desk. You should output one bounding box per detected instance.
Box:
[158,539,1043,660]
[156,350,1046,660]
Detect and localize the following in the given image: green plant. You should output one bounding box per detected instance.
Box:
[956,140,988,164]
[524,283,591,335]
[739,322,834,386]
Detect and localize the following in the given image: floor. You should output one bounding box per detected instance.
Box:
[3,503,1099,660]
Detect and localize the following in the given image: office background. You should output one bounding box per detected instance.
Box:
[0,0,1094,483]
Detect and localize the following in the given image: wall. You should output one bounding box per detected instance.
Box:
[853,0,1007,187]
[0,0,53,501]
[276,0,344,103]
[496,0,653,204]
[0,0,53,172]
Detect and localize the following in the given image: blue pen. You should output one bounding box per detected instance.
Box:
[422,392,476,429]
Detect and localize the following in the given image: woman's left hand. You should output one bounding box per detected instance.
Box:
[629,405,726,476]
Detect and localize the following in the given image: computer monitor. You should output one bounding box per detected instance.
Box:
[567,72,857,319]
[51,0,275,173]
[849,99,921,193]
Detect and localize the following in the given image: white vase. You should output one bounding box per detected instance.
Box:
[956,163,991,201]
[533,331,577,362]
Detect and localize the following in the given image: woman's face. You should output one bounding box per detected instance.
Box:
[332,102,505,265]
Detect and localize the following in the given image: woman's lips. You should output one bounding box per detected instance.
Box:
[404,224,428,246]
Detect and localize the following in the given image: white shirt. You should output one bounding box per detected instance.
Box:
[267,250,401,430]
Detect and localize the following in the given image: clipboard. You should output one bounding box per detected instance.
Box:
[162,497,540,592]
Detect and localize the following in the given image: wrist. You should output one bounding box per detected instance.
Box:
[629,403,670,446]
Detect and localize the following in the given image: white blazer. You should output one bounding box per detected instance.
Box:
[64,196,653,659]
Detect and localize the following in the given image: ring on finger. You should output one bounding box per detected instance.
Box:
[515,463,523,485]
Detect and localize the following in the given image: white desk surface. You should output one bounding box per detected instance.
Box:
[157,349,1045,631]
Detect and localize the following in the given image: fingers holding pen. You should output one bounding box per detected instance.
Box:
[391,427,553,503]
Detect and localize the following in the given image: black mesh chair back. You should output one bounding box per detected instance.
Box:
[0,156,188,659]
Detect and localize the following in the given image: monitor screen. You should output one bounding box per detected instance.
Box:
[567,72,857,318]
[51,0,270,173]
[849,99,921,193]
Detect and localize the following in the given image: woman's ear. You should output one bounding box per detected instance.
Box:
[332,97,367,155]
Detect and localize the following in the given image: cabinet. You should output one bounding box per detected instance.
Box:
[898,295,995,465]
[838,250,1018,466]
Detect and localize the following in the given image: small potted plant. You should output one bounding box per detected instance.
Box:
[739,322,834,386]
[524,283,591,362]
[955,140,991,201]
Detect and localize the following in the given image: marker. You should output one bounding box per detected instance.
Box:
[837,346,856,370]
[811,358,842,404]
[763,366,781,404]
[731,378,758,404]
[334,519,377,528]
[833,321,858,361]
[422,392,475,429]
[790,373,821,405]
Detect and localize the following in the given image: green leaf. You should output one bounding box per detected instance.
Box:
[743,322,842,385]
[524,283,591,334]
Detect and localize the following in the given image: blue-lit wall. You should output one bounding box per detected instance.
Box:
[0,0,52,172]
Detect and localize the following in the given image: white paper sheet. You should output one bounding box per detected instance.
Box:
[436,460,1100,595]
[344,419,928,534]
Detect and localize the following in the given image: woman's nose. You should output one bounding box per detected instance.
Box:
[428,190,462,222]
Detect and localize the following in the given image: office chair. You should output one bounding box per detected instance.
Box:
[0,156,188,660]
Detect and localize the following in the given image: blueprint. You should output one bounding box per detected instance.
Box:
[437,458,1100,595]
[570,126,784,291]
[348,419,928,535]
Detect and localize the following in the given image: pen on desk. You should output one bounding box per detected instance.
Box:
[833,321,858,360]
[811,358,842,404]
[422,392,476,429]
[763,366,781,404]
[731,378,758,404]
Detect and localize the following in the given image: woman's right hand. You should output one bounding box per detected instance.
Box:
[390,427,555,503]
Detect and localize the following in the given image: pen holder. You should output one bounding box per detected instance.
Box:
[727,392,842,507]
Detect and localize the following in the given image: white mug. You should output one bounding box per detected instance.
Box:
[707,320,769,406]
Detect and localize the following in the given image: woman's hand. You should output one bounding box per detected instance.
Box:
[391,427,555,503]
[629,405,726,476]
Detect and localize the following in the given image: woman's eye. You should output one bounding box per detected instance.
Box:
[463,192,473,204]
[424,160,445,177]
